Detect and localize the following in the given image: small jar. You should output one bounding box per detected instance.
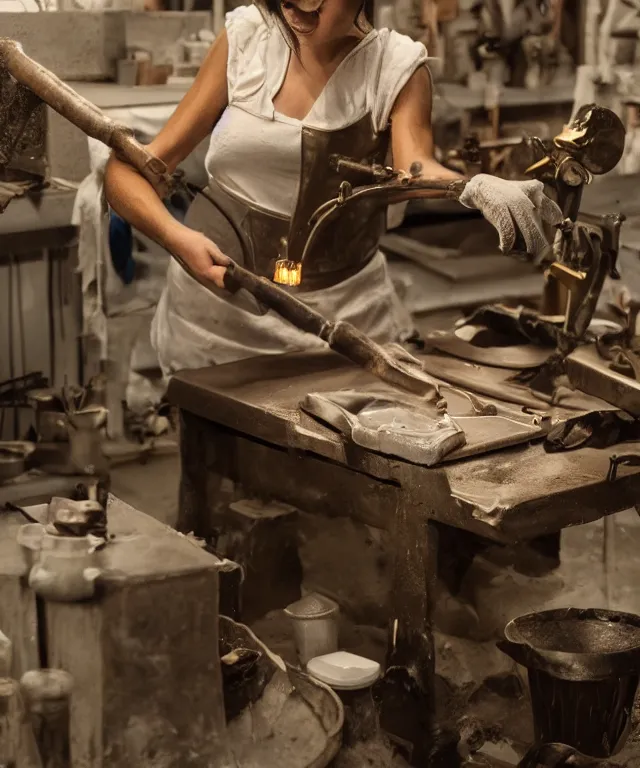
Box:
[284,594,339,666]
[28,533,100,602]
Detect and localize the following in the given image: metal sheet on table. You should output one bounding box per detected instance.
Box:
[567,344,640,417]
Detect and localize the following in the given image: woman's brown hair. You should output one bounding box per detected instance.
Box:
[261,1,375,49]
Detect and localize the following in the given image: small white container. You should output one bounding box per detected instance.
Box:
[284,593,339,666]
[307,652,382,747]
[306,652,381,691]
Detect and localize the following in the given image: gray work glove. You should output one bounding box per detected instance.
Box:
[459,174,563,256]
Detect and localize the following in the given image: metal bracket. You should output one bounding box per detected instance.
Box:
[607,453,640,482]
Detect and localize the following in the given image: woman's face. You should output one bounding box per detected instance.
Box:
[280,0,365,44]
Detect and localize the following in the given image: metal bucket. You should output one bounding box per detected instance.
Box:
[498,608,640,758]
[219,616,344,768]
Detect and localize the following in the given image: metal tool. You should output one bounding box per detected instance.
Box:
[547,213,625,353]
[278,162,466,285]
[447,107,626,360]
[527,104,626,218]
[607,453,640,483]
[177,250,445,402]
[522,105,627,354]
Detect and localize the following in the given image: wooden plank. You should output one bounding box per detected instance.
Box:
[168,352,401,483]
[177,412,407,536]
[378,467,444,765]
[446,442,640,540]
[0,512,40,679]
[0,190,76,238]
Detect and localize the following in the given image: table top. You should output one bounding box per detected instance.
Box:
[169,351,640,543]
[69,82,190,110]
[0,186,77,239]
[0,494,219,583]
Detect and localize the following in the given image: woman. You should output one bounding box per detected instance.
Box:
[104,0,561,377]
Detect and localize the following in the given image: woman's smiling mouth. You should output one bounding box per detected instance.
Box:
[281,0,324,35]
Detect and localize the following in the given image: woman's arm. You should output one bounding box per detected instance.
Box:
[104,32,229,255]
[389,66,562,254]
[390,66,461,181]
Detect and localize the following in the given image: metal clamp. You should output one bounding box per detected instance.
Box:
[607,453,640,482]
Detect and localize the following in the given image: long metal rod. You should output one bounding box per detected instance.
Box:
[603,514,616,609]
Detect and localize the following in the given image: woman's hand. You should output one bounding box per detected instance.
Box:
[167,226,231,290]
[388,69,561,256]
[458,175,564,256]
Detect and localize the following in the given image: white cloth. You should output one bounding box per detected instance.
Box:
[152,4,428,377]
[205,4,428,216]
[72,137,111,359]
[153,250,412,373]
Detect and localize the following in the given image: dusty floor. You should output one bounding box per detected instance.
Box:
[111,454,640,765]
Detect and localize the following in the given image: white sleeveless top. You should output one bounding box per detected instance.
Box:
[151,4,429,377]
[206,4,428,217]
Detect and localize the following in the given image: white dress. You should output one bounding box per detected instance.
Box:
[151,4,429,377]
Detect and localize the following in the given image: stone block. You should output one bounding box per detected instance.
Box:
[218,498,302,623]
[1,12,126,80]
[6,496,230,768]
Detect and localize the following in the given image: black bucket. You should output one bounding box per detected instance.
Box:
[498,608,640,758]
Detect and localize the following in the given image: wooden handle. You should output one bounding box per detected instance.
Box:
[171,256,440,399]
[0,39,172,197]
[223,262,329,337]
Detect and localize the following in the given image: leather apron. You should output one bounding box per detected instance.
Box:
[187,113,391,293]
[151,113,414,374]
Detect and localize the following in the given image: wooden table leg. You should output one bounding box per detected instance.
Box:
[177,410,209,536]
[177,411,235,539]
[376,483,459,767]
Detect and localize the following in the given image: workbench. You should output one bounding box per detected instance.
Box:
[168,350,640,765]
